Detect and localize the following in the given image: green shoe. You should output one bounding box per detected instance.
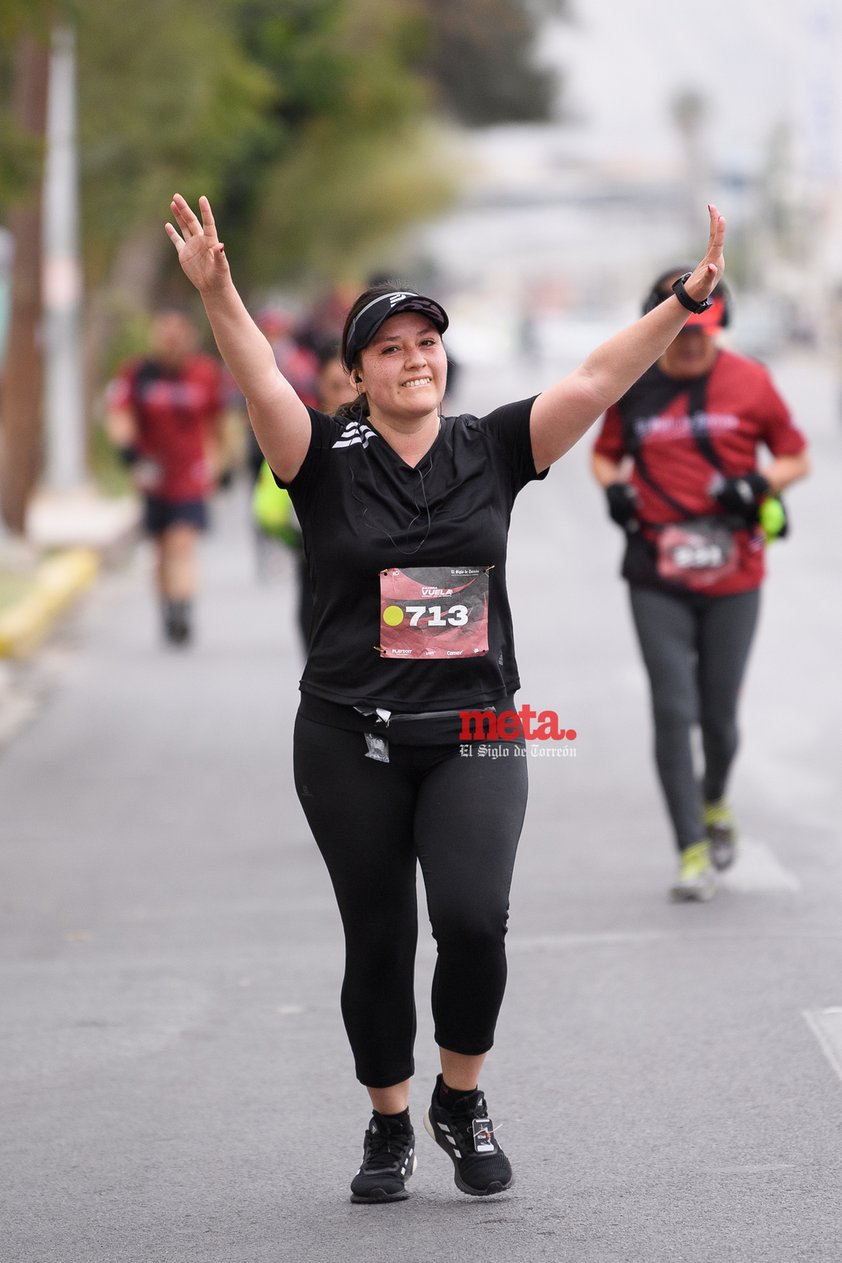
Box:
[704,799,737,871]
[670,840,716,902]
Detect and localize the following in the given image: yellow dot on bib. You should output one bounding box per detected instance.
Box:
[383,605,405,627]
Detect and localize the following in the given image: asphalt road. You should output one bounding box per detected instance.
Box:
[1,349,841,1263]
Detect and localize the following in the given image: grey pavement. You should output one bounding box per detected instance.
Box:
[1,350,841,1263]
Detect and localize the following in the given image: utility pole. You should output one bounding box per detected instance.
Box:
[42,24,86,492]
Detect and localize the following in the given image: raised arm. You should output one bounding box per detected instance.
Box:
[530,205,727,473]
[165,194,310,482]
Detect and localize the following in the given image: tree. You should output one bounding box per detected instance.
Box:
[193,0,570,283]
[1,0,567,531]
[74,0,281,405]
[411,0,568,127]
[0,29,49,533]
[190,0,456,288]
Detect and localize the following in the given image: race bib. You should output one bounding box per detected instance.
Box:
[656,518,738,590]
[379,566,490,659]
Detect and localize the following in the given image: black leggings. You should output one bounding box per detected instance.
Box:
[629,585,760,853]
[293,714,528,1088]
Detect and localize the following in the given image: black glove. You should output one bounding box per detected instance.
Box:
[712,472,770,524]
[605,482,639,531]
[116,444,139,467]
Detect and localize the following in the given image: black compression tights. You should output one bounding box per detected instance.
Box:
[293,714,529,1088]
[629,585,761,853]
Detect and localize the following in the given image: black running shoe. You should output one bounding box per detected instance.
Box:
[423,1075,513,1197]
[350,1112,417,1204]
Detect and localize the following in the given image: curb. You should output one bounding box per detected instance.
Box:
[0,549,100,659]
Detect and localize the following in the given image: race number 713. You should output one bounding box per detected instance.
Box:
[404,603,469,627]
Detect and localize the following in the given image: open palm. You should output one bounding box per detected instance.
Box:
[165,194,230,294]
[686,203,726,299]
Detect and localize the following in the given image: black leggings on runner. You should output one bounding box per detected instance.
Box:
[629,585,761,853]
[293,713,528,1088]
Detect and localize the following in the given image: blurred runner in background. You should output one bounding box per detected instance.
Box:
[592,270,810,902]
[106,308,223,646]
[252,339,354,648]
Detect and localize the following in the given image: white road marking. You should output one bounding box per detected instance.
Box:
[719,836,801,893]
[803,1008,842,1086]
[701,1163,797,1175]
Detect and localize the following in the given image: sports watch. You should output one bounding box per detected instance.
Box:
[672,272,713,314]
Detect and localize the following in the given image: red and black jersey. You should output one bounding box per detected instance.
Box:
[593,348,806,594]
[108,355,223,502]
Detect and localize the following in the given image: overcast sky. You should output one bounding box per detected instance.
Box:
[543,0,840,182]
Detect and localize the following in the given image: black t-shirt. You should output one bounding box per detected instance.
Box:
[278,397,546,710]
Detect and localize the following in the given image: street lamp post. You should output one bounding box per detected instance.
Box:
[42,24,86,493]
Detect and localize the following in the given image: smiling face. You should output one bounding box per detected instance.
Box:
[354,312,448,427]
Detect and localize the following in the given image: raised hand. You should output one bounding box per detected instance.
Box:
[684,203,726,302]
[165,194,230,294]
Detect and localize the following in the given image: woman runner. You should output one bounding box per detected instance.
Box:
[166,194,727,1201]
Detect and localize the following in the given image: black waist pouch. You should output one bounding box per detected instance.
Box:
[298,694,518,746]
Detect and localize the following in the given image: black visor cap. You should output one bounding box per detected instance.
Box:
[342,291,449,370]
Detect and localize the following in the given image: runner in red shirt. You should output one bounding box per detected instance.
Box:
[106,308,223,644]
[592,270,810,900]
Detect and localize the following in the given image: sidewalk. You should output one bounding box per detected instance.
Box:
[0,488,138,660]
